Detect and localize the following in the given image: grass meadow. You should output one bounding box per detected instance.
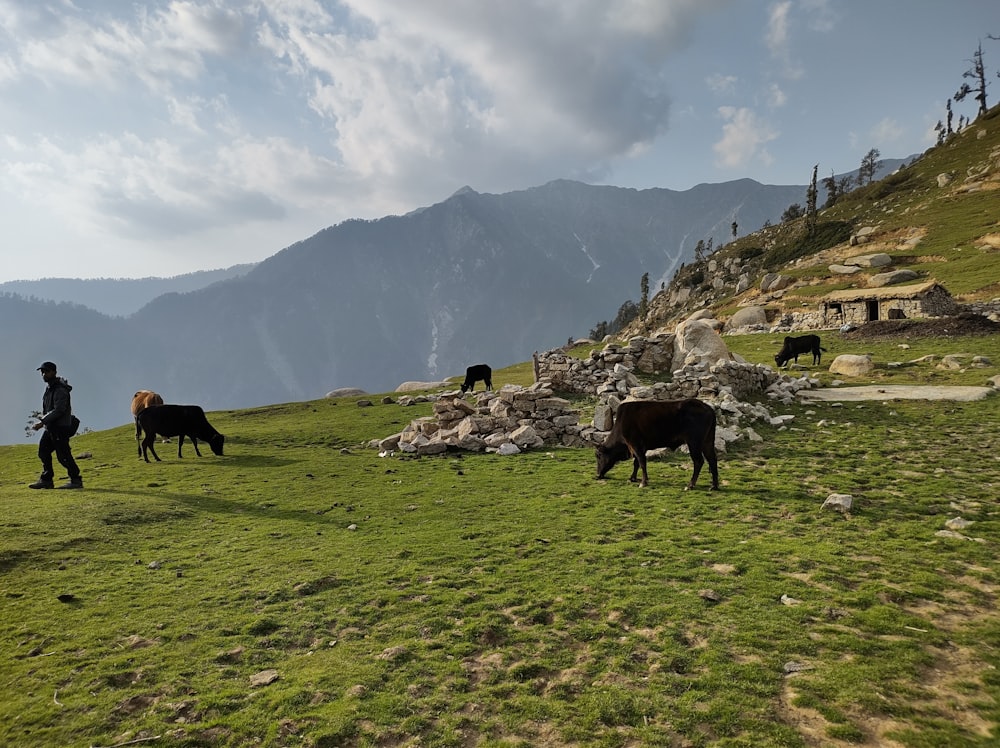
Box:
[2,334,998,747]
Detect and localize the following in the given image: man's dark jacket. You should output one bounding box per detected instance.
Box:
[40,378,75,436]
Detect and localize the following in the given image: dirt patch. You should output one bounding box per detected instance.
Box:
[842,314,1000,342]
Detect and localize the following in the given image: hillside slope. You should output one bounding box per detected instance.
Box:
[633,103,1000,333]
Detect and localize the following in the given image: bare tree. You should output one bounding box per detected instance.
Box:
[955,41,988,118]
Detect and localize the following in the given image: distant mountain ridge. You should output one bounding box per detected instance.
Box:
[0,264,256,317]
[0,169,909,445]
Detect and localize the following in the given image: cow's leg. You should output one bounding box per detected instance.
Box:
[191,437,203,457]
[703,437,720,490]
[177,435,186,458]
[629,452,640,482]
[135,418,142,458]
[637,450,650,487]
[142,434,161,463]
[485,378,492,391]
[686,442,704,490]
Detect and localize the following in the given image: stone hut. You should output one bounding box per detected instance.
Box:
[819,280,957,326]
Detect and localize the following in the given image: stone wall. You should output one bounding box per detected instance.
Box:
[534,334,779,403]
[378,383,595,455]
[534,332,676,396]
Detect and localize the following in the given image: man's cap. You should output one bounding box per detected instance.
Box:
[37,361,57,372]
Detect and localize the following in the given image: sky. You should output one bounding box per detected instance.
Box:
[0,1,996,282]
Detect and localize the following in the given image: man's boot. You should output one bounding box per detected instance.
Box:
[29,474,54,489]
[57,478,84,490]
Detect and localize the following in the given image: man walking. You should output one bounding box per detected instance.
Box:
[29,361,83,490]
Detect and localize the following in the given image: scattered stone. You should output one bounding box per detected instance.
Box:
[698,589,722,602]
[780,594,801,606]
[377,645,409,661]
[944,517,974,531]
[822,493,853,513]
[250,669,280,687]
[783,661,815,674]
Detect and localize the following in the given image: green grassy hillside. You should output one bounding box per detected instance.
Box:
[4,107,1000,748]
[2,357,998,746]
[640,103,1000,329]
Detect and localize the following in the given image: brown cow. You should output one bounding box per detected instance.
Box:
[595,399,719,490]
[132,390,164,457]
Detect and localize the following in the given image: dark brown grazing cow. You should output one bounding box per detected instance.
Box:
[137,404,225,463]
[595,399,719,490]
[774,334,826,367]
[461,364,492,393]
[131,390,164,457]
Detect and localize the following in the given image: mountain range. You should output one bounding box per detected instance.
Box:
[0,165,906,446]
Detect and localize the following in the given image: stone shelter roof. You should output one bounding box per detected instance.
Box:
[820,280,949,303]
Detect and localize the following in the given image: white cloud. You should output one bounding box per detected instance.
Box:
[800,0,837,33]
[713,106,778,169]
[767,82,787,108]
[764,1,791,56]
[870,117,904,146]
[707,73,738,96]
[764,1,803,79]
[2,0,743,254]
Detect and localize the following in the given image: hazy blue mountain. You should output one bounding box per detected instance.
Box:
[0,264,256,317]
[1,176,867,445]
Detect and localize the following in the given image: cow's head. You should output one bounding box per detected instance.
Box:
[460,383,470,393]
[209,433,225,456]
[773,353,787,367]
[595,442,628,479]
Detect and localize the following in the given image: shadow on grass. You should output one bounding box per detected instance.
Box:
[84,486,337,527]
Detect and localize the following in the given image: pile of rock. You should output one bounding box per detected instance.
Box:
[377,383,592,456]
[376,313,817,456]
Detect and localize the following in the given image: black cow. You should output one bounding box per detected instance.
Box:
[595,399,719,490]
[137,404,225,463]
[774,334,826,367]
[460,364,492,393]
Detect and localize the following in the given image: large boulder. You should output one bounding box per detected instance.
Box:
[672,318,733,371]
[395,381,449,392]
[726,306,767,330]
[829,354,875,377]
[760,273,792,293]
[846,253,891,268]
[868,269,919,287]
[325,388,368,398]
[829,264,862,275]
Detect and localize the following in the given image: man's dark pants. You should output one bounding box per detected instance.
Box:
[38,430,81,482]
